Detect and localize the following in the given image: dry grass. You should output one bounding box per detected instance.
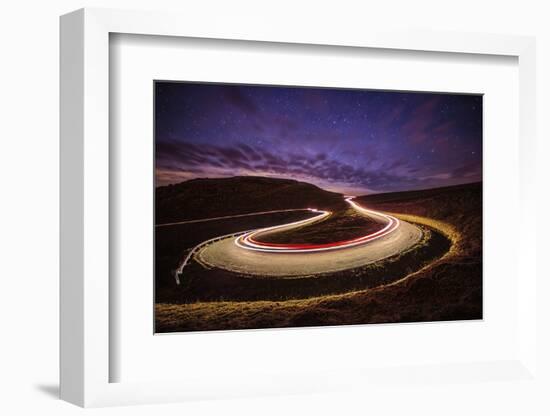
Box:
[391,213,460,254]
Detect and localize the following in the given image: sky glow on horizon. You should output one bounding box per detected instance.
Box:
[155,82,482,195]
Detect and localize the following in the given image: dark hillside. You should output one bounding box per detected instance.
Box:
[358,182,482,258]
[156,176,345,224]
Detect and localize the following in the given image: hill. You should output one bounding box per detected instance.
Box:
[156,181,483,331]
[358,181,482,259]
[359,182,482,207]
[156,176,345,224]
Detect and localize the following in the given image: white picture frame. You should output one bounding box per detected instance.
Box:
[60,7,538,407]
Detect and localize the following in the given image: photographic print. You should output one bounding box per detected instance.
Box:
[154,81,482,333]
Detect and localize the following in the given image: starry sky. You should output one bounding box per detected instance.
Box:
[155,82,482,195]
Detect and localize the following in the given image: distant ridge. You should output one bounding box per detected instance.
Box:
[359,181,482,203]
[156,176,345,224]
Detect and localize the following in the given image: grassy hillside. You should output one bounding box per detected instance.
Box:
[156,176,345,224]
[155,182,482,331]
[358,182,482,260]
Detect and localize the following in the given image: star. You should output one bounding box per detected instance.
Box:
[155,81,482,192]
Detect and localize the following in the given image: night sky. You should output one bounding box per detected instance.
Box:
[155,82,482,195]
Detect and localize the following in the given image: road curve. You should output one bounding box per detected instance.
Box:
[196,198,423,278]
[171,208,318,284]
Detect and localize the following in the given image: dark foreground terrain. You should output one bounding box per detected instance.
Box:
[156,176,346,224]
[155,178,482,332]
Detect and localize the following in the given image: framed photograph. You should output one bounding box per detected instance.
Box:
[60,8,539,408]
[153,81,483,333]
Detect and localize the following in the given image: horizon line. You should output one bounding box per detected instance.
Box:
[155,174,482,197]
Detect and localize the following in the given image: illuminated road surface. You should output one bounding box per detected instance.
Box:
[196,198,422,278]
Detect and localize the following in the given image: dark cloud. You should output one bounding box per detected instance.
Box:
[451,161,482,180]
[156,140,451,193]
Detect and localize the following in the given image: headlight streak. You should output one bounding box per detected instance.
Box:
[174,198,402,284]
[234,197,400,253]
[173,208,325,284]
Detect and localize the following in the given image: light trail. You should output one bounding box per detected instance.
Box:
[173,197,402,284]
[174,229,250,285]
[235,197,400,253]
[156,208,318,227]
[171,208,323,284]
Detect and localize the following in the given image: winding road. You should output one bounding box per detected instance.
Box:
[188,197,423,279]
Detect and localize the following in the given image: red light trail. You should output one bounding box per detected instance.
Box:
[235,197,400,253]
